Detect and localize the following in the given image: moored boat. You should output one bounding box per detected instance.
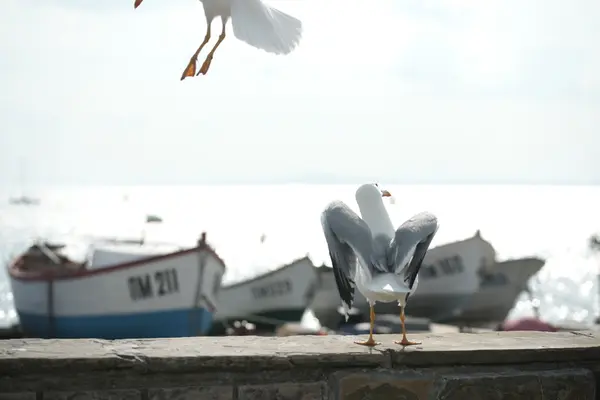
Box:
[450,256,546,327]
[7,233,226,339]
[210,256,319,334]
[8,195,40,206]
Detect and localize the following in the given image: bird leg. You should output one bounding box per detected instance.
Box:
[197,22,226,76]
[395,306,421,346]
[181,27,212,81]
[354,305,379,347]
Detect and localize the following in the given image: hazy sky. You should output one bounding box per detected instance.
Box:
[1,0,599,185]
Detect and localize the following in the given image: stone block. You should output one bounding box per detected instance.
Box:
[0,394,35,400]
[332,371,434,400]
[538,369,595,400]
[2,332,600,376]
[388,331,600,367]
[435,368,595,400]
[238,382,325,400]
[148,387,233,400]
[44,390,141,400]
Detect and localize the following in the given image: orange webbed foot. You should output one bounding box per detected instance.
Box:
[354,338,380,347]
[181,58,197,81]
[198,56,213,76]
[394,337,421,347]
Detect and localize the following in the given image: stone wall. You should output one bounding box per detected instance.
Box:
[0,331,599,399]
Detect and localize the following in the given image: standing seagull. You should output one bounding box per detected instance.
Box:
[321,183,439,347]
[134,0,302,79]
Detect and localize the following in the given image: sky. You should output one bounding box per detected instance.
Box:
[1,0,599,185]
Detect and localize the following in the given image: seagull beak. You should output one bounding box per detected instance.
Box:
[134,0,143,8]
[381,189,392,197]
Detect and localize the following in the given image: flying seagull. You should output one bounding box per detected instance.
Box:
[134,0,302,79]
[321,183,439,347]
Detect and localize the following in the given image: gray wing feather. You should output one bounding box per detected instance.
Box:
[321,200,378,309]
[388,211,439,288]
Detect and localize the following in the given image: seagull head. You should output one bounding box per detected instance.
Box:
[373,183,392,197]
[134,0,144,8]
[356,183,393,206]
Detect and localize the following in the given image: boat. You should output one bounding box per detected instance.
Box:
[8,158,40,206]
[7,232,226,339]
[8,195,40,206]
[145,214,163,223]
[449,256,546,327]
[209,256,319,334]
[310,231,496,329]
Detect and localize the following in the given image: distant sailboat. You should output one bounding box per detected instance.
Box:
[9,159,40,206]
[9,196,40,206]
[145,214,163,223]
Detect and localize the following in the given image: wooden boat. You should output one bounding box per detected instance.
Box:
[7,233,226,339]
[209,256,319,334]
[310,231,495,329]
[450,256,546,327]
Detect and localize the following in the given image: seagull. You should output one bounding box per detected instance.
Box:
[134,0,302,79]
[321,183,439,347]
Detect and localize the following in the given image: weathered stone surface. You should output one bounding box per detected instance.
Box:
[238,382,325,400]
[0,394,35,400]
[44,390,141,400]
[435,369,595,400]
[391,331,600,367]
[148,386,233,400]
[0,332,599,399]
[1,332,599,377]
[332,371,433,400]
[0,336,390,375]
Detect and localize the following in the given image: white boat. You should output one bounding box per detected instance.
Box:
[7,233,226,339]
[8,195,40,206]
[8,158,40,206]
[210,256,319,334]
[450,256,546,327]
[310,231,496,328]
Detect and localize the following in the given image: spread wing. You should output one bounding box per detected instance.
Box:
[230,0,302,55]
[321,200,377,311]
[388,211,439,289]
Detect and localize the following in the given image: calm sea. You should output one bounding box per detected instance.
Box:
[1,184,599,329]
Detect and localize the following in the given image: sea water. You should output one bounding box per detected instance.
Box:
[0,184,598,330]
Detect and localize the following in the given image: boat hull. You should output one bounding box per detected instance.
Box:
[210,257,318,334]
[313,292,472,329]
[9,243,226,339]
[450,257,545,326]
[374,292,472,322]
[17,307,213,339]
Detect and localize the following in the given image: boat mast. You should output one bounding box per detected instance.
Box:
[589,234,600,323]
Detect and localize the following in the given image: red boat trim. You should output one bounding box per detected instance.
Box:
[8,243,226,282]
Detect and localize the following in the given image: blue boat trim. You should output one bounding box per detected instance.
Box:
[17,307,214,339]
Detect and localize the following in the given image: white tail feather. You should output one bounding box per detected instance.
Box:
[230,0,302,55]
[366,273,410,295]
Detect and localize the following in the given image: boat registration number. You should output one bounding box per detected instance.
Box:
[127,268,180,301]
[251,280,292,300]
